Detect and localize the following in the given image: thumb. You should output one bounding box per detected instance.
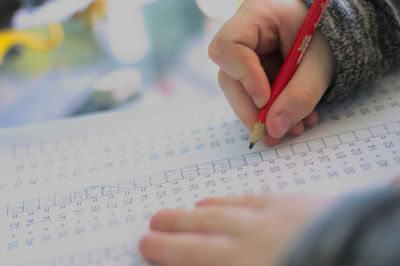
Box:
[265,32,335,139]
[266,80,324,139]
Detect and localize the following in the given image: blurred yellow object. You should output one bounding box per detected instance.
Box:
[74,0,108,29]
[236,0,245,7]
[0,23,64,66]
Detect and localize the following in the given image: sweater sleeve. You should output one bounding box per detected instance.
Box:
[302,0,400,102]
[280,189,400,266]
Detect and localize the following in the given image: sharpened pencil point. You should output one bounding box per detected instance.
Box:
[250,121,267,149]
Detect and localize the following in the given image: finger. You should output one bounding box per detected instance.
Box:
[218,70,259,130]
[196,195,275,208]
[288,121,305,137]
[209,5,279,107]
[150,207,254,235]
[140,232,239,266]
[265,32,335,139]
[263,134,281,147]
[304,111,318,127]
[210,36,270,108]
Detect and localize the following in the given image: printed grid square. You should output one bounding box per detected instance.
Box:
[28,143,42,157]
[291,143,309,154]
[276,146,294,157]
[245,153,262,164]
[370,125,388,136]
[14,145,27,160]
[339,132,357,143]
[260,150,278,161]
[307,139,325,150]
[355,129,372,139]
[198,163,214,175]
[323,136,341,146]
[229,156,246,168]
[43,141,57,155]
[386,121,400,133]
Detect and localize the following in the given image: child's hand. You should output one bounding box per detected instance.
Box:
[209,0,335,146]
[140,194,333,266]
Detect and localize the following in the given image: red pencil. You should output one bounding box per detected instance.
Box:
[249,0,330,149]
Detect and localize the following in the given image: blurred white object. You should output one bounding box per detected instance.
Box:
[195,0,239,21]
[92,67,142,108]
[13,0,93,29]
[12,0,156,30]
[13,0,152,64]
[102,0,150,63]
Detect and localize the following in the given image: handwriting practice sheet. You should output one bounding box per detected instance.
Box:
[1,70,400,265]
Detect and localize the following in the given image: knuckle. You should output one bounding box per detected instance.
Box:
[244,84,258,99]
[196,209,220,231]
[236,69,257,95]
[244,0,277,23]
[208,35,225,64]
[293,86,321,113]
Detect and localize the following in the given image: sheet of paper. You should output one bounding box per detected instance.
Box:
[1,70,400,265]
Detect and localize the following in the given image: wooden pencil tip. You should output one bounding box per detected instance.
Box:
[249,142,255,150]
[249,121,267,150]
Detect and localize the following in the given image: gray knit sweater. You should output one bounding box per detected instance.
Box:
[305,0,400,102]
[282,189,400,266]
[281,0,400,265]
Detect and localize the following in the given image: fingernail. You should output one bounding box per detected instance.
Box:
[196,197,215,207]
[195,200,207,207]
[275,113,293,137]
[139,234,155,256]
[150,210,168,229]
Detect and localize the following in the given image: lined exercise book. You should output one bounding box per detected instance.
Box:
[1,70,400,265]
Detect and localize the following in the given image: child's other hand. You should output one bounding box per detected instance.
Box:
[140,194,333,266]
[209,0,335,146]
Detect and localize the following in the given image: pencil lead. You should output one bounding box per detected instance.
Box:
[249,142,255,150]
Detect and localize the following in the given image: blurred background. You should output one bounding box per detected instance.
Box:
[0,0,243,128]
